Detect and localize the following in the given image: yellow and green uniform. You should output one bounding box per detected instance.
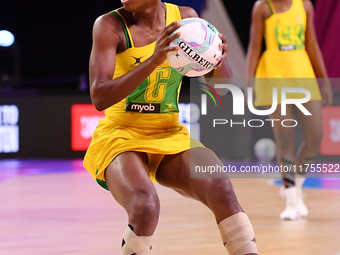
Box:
[255,0,322,106]
[84,3,204,190]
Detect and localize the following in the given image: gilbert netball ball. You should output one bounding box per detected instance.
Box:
[167,18,222,77]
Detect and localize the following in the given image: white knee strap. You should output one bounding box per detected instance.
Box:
[218,212,258,255]
[121,225,152,255]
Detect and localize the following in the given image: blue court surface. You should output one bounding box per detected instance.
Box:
[0,159,85,182]
[273,178,340,190]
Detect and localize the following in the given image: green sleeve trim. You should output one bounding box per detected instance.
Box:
[110,10,132,49]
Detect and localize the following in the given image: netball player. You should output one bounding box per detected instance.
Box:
[246,0,333,220]
[84,0,259,254]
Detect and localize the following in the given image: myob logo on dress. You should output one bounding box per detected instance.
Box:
[126,103,161,113]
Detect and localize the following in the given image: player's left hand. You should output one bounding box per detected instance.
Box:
[214,33,229,69]
[321,80,333,107]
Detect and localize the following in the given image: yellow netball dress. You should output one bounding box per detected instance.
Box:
[84,3,205,189]
[255,0,322,106]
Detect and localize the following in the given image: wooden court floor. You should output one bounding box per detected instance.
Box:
[0,160,339,255]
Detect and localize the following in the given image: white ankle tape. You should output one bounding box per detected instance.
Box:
[121,226,152,255]
[218,212,258,255]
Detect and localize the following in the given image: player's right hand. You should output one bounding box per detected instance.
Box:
[151,21,181,66]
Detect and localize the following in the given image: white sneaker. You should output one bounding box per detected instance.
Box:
[280,187,301,220]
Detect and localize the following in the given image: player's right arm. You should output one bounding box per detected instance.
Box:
[89,14,180,111]
[245,1,267,79]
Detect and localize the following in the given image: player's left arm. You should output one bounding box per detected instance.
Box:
[304,0,333,106]
[179,6,232,79]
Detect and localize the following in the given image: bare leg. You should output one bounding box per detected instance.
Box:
[156,148,242,222]
[105,152,159,254]
[295,100,323,171]
[156,148,258,254]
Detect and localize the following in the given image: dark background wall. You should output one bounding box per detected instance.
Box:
[0,0,117,90]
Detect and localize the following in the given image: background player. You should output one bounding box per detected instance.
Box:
[246,0,333,220]
[84,0,259,254]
